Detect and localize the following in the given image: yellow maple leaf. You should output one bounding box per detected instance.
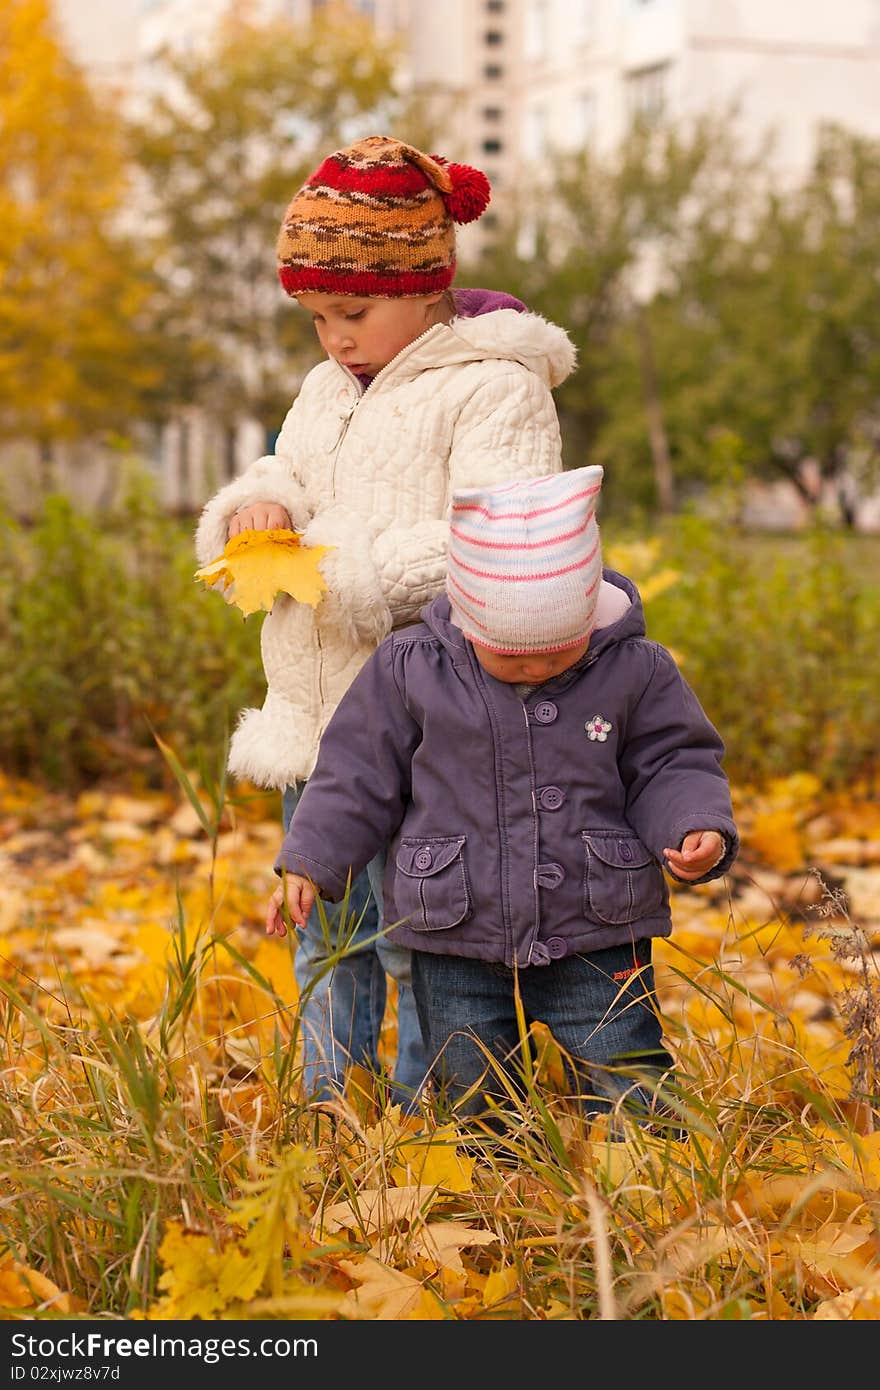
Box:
[482,1264,520,1312]
[151,1221,263,1319]
[317,1184,439,1238]
[0,1249,76,1314]
[389,1122,476,1193]
[337,1254,432,1320]
[194,528,331,617]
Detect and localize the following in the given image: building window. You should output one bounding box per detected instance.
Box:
[486,0,505,11]
[572,1,597,44]
[484,30,504,45]
[482,138,503,154]
[626,62,669,119]
[483,106,503,121]
[484,63,503,79]
[524,0,550,62]
[572,90,596,146]
[516,214,538,261]
[523,105,548,162]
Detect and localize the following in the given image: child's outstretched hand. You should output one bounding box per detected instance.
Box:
[663,830,725,882]
[266,875,315,936]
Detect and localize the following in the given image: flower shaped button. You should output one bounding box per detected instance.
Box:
[586,715,612,742]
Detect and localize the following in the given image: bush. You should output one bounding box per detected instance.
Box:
[2,484,878,793]
[626,512,880,790]
[0,477,264,788]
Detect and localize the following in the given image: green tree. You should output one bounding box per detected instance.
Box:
[658,123,880,524]
[0,0,163,472]
[477,110,769,515]
[129,7,408,469]
[497,116,880,524]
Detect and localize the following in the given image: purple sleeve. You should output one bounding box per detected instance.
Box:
[274,641,418,899]
[619,647,739,882]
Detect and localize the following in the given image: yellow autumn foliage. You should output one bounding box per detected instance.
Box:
[1,766,879,1322]
[195,528,331,616]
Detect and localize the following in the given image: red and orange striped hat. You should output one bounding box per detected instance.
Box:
[276,134,491,298]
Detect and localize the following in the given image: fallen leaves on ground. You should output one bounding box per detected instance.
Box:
[0,768,878,1320]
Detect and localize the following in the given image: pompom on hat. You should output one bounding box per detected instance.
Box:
[446,466,605,655]
[276,134,491,298]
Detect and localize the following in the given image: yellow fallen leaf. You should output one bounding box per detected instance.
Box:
[317,1185,439,1238]
[410,1220,499,1275]
[390,1122,476,1193]
[482,1264,520,1312]
[781,1227,880,1299]
[337,1254,433,1320]
[0,1251,76,1314]
[814,1286,880,1319]
[195,529,330,617]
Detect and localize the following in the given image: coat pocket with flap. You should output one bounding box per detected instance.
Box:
[394,836,472,933]
[581,830,666,925]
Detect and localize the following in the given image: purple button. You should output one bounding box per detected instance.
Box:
[546,937,567,959]
[532,701,558,724]
[413,847,434,871]
[619,842,633,862]
[529,942,551,966]
[538,785,565,811]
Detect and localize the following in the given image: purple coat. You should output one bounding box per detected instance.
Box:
[277,571,739,968]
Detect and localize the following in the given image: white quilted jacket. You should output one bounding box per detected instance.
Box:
[195,306,577,789]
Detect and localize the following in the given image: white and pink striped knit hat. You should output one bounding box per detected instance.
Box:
[446,465,604,654]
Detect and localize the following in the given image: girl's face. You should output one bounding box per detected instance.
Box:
[296,291,446,377]
[470,637,591,685]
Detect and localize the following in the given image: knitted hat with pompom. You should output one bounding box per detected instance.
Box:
[276,134,491,298]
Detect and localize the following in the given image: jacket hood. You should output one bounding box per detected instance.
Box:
[448,309,577,388]
[386,308,577,390]
[421,568,645,658]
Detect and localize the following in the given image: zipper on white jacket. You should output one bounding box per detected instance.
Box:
[327,400,357,495]
[328,401,357,454]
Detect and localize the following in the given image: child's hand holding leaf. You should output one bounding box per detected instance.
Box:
[195,528,332,617]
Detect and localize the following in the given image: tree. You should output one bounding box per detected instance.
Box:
[492,114,880,525]
[128,7,411,460]
[677,124,880,523]
[476,110,770,516]
[0,0,163,470]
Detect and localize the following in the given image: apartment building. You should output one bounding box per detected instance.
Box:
[44,0,880,516]
[54,0,880,226]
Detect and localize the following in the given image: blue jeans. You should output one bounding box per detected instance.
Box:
[282,785,428,1111]
[410,939,678,1132]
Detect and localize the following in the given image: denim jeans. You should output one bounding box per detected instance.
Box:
[410,938,677,1131]
[282,784,428,1111]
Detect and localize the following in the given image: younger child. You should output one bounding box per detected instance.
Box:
[195,135,577,1111]
[266,466,739,1130]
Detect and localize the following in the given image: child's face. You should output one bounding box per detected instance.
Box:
[296,291,445,377]
[470,636,591,685]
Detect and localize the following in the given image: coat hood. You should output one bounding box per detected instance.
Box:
[448,308,577,388]
[380,308,577,390]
